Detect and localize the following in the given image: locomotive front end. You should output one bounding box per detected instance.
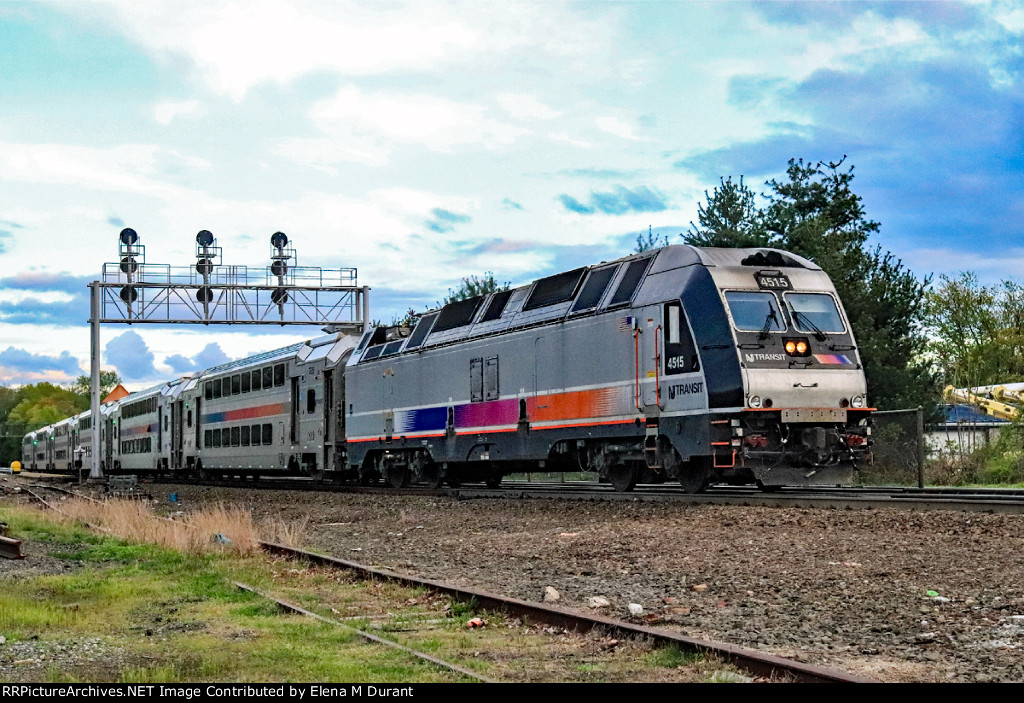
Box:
[710,251,871,487]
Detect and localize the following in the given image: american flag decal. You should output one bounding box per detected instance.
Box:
[618,316,635,332]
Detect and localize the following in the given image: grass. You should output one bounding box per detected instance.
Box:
[0,503,746,683]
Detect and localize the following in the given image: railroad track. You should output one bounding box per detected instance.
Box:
[23,483,876,683]
[28,471,1022,514]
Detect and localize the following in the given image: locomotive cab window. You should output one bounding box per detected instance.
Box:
[785,292,846,334]
[724,291,787,332]
[664,303,700,374]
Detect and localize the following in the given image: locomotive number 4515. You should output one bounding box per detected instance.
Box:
[755,273,792,290]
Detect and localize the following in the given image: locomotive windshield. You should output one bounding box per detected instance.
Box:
[785,293,845,333]
[724,291,786,332]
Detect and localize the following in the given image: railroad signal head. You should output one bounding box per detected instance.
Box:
[270,260,287,277]
[196,230,214,247]
[196,286,213,303]
[120,256,138,274]
[119,285,138,304]
[119,228,138,245]
[196,258,214,276]
[271,288,288,304]
[270,231,288,249]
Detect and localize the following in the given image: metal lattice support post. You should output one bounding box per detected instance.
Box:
[362,285,370,333]
[89,282,102,479]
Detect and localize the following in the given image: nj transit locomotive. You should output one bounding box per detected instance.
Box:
[24,245,871,492]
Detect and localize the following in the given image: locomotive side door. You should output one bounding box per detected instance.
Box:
[637,305,663,410]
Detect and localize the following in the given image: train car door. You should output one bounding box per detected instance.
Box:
[323,369,334,470]
[172,400,183,469]
[104,418,114,470]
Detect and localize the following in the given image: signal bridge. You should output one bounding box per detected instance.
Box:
[88,228,369,478]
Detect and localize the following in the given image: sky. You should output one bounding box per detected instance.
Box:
[0,0,1022,389]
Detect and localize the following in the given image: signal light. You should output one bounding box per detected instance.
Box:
[270,260,287,277]
[271,231,288,249]
[196,258,213,276]
[120,256,138,274]
[120,286,138,303]
[271,288,288,304]
[120,228,138,245]
[196,286,213,303]
[196,230,214,247]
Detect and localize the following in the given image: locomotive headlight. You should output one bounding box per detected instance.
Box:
[785,341,796,354]
[852,395,865,408]
[749,395,762,408]
[796,340,808,354]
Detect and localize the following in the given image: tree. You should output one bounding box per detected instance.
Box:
[925,274,1024,389]
[684,157,935,411]
[68,370,122,399]
[439,272,510,307]
[634,228,670,253]
[686,176,769,248]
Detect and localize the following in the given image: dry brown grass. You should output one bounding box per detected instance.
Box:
[258,515,309,547]
[49,498,260,555]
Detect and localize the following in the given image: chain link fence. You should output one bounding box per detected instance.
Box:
[857,408,925,487]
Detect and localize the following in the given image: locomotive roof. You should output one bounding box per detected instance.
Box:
[351,244,826,363]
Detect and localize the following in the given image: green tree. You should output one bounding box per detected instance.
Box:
[685,157,935,411]
[634,228,670,253]
[439,272,510,306]
[925,274,1024,389]
[68,370,122,399]
[686,175,769,248]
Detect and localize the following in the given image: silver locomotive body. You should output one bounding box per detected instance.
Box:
[344,245,870,491]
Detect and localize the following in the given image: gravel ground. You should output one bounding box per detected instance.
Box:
[9,477,1024,682]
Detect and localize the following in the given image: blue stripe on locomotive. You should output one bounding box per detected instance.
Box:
[395,406,448,434]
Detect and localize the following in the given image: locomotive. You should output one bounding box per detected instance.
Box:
[24,245,872,492]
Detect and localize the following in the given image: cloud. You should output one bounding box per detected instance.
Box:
[153,99,201,124]
[595,116,642,141]
[280,85,530,169]
[557,186,668,216]
[82,2,623,100]
[0,346,83,376]
[496,93,560,120]
[675,50,1024,261]
[164,342,231,374]
[104,330,157,380]
[424,208,471,234]
[501,198,524,211]
[0,273,91,326]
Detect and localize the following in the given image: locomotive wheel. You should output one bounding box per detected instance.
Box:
[678,457,710,494]
[608,461,637,492]
[484,468,503,489]
[420,463,444,489]
[384,465,410,489]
